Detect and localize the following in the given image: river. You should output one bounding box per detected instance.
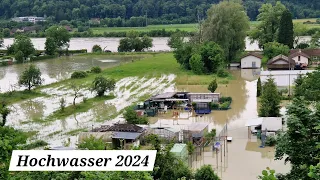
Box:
[1,37,261,52]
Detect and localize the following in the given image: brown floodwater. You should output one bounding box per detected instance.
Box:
[155,69,290,180]
[0,55,142,92]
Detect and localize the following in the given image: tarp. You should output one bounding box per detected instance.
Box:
[245,118,263,127]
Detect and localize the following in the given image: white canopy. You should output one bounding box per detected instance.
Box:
[245,118,263,127]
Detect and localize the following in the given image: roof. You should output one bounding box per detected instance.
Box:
[289,50,310,59]
[245,117,282,131]
[170,144,187,153]
[107,124,144,133]
[152,92,176,99]
[112,132,142,140]
[245,118,263,126]
[49,146,76,150]
[192,99,213,103]
[188,93,220,95]
[187,122,209,132]
[290,49,320,57]
[241,52,263,59]
[267,54,295,65]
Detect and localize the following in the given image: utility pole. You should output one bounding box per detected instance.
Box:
[145,11,148,27]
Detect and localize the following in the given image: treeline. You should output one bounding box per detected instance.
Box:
[0,0,320,24]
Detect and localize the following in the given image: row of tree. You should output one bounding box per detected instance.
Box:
[0,0,319,23]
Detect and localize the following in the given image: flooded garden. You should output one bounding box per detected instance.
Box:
[1,53,291,180]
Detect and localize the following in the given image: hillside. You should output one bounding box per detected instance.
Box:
[0,0,319,23]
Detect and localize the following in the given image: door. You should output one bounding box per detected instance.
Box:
[252,61,256,68]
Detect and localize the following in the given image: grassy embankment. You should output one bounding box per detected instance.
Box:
[0,90,47,105]
[90,18,320,35]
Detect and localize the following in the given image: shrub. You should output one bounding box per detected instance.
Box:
[71,71,88,79]
[265,136,276,146]
[210,103,219,110]
[92,45,102,53]
[208,78,218,93]
[123,106,148,124]
[220,102,230,109]
[219,96,232,103]
[91,66,102,73]
[217,68,229,77]
[59,98,66,112]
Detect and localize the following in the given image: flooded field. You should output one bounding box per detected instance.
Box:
[0,55,143,92]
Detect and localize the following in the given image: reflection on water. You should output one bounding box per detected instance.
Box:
[19,99,46,121]
[0,55,142,92]
[241,69,261,82]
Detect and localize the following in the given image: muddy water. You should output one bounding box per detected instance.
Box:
[0,55,141,92]
[157,70,290,180]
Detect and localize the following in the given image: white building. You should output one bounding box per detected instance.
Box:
[289,49,310,67]
[11,16,45,24]
[241,53,263,69]
[260,70,315,87]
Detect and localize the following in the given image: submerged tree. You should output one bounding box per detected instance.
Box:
[46,26,71,49]
[13,35,35,61]
[202,1,250,62]
[92,45,102,53]
[45,37,57,55]
[118,31,153,52]
[91,76,115,97]
[18,64,43,90]
[259,77,281,117]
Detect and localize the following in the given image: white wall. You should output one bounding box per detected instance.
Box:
[292,56,308,65]
[260,70,315,86]
[241,56,261,68]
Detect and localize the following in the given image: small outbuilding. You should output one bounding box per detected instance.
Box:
[170,143,188,163]
[240,52,263,69]
[267,55,295,70]
[289,49,310,67]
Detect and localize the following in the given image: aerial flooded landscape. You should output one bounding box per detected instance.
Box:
[1,0,320,180]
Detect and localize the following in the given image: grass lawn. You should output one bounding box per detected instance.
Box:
[91,24,198,34]
[0,90,47,105]
[251,18,320,29]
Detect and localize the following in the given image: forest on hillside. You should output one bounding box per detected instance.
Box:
[0,0,319,24]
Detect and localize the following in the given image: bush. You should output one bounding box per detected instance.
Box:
[265,136,276,146]
[92,45,102,53]
[220,101,230,109]
[91,66,102,73]
[71,71,88,79]
[123,106,148,124]
[219,96,232,103]
[217,68,229,77]
[210,103,219,110]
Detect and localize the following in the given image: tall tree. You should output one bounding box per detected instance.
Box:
[13,35,35,60]
[278,9,294,48]
[18,64,43,90]
[257,77,262,97]
[46,26,71,50]
[259,77,281,117]
[249,2,286,48]
[293,69,320,101]
[275,98,320,179]
[202,1,250,62]
[45,37,57,55]
[263,42,290,60]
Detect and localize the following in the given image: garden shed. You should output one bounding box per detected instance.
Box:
[170,143,188,162]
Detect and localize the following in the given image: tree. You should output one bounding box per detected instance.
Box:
[202,1,250,62]
[310,31,320,48]
[293,23,308,47]
[263,42,290,60]
[79,171,153,180]
[123,106,148,124]
[249,2,286,48]
[118,31,153,52]
[293,69,320,101]
[92,45,102,53]
[258,167,277,180]
[46,26,71,49]
[168,32,185,49]
[91,76,115,97]
[14,50,24,63]
[275,98,320,179]
[208,79,218,93]
[259,77,281,117]
[0,100,10,127]
[173,42,195,70]
[278,9,294,48]
[45,37,57,55]
[71,84,82,106]
[293,74,304,97]
[195,165,220,180]
[309,162,320,179]
[0,126,27,180]
[199,41,225,73]
[189,53,203,74]
[18,64,43,91]
[3,28,10,38]
[257,77,262,97]
[13,35,35,60]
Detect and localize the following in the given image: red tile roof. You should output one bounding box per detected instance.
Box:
[290,49,320,57]
[241,52,263,59]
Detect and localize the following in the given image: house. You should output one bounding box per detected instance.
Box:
[289,49,310,68]
[22,26,40,34]
[290,49,320,66]
[79,124,145,149]
[11,16,46,24]
[240,52,263,69]
[267,54,295,70]
[183,122,209,145]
